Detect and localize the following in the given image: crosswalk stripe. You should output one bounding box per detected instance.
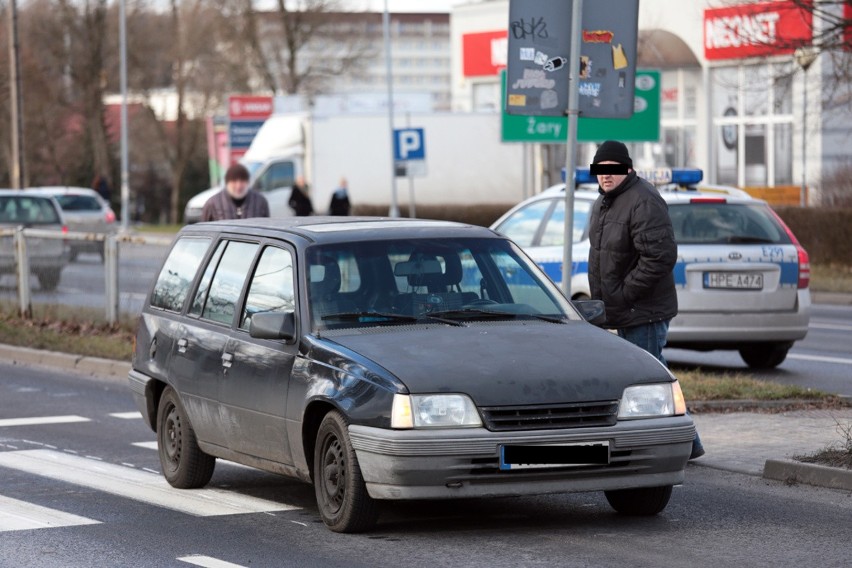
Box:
[0,416,90,428]
[109,412,142,419]
[131,441,159,450]
[0,450,299,517]
[0,494,100,533]
[177,555,247,568]
[133,442,256,470]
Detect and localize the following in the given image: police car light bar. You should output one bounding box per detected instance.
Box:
[561,167,704,186]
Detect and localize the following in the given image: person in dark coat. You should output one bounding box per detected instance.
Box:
[200,163,269,222]
[328,177,351,216]
[92,175,112,202]
[587,140,704,460]
[289,175,314,216]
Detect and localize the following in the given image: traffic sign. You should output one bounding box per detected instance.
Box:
[393,128,426,161]
[228,120,266,149]
[500,69,660,143]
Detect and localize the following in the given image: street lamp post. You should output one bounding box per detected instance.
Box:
[7,0,25,189]
[119,0,130,231]
[795,47,818,208]
[383,0,399,218]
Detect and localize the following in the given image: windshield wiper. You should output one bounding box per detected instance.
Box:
[726,235,775,244]
[427,308,566,324]
[321,311,419,324]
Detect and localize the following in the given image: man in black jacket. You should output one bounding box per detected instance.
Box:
[588,140,704,459]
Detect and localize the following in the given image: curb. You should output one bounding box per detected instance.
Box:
[763,459,852,491]
[811,291,852,305]
[0,343,129,382]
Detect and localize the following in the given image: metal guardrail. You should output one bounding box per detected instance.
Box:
[0,226,173,323]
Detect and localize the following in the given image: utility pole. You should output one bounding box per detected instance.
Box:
[7,0,26,189]
[119,0,131,230]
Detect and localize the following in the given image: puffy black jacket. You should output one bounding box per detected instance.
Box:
[588,172,678,328]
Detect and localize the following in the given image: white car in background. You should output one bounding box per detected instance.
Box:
[491,168,811,369]
[32,187,116,261]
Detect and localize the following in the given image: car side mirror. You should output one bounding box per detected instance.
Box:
[572,299,606,326]
[249,311,296,341]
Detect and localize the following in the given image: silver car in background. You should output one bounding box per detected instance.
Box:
[31,187,116,261]
[0,190,68,290]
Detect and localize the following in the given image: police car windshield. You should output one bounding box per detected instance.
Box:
[306,238,577,330]
[669,203,792,245]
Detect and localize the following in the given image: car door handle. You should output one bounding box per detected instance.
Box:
[177,338,188,354]
[221,352,234,368]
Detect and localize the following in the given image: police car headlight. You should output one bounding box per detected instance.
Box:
[618,381,687,419]
[391,394,482,429]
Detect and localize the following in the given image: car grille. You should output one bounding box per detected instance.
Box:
[479,401,619,431]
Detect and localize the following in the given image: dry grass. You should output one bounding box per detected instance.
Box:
[675,368,828,401]
[810,263,852,293]
[795,420,852,470]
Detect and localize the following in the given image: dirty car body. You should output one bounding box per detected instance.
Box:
[129,217,694,532]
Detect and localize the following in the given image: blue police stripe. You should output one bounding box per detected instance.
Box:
[537,261,588,283]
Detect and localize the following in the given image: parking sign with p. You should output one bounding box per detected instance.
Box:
[394,128,425,161]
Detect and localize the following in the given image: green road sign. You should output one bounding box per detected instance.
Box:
[501,69,660,143]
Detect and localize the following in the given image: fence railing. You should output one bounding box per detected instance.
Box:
[0,226,173,324]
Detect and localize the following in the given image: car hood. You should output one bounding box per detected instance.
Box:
[321,321,670,407]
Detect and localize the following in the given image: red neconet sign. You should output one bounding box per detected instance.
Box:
[704,0,813,60]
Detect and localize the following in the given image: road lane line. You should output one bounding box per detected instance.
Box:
[0,416,90,428]
[0,494,100,533]
[177,556,246,568]
[810,322,852,332]
[788,353,852,365]
[109,412,142,419]
[132,441,159,450]
[0,450,299,517]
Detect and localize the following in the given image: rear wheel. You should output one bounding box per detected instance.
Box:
[605,485,673,516]
[314,411,378,533]
[36,268,61,291]
[739,343,791,369]
[157,387,215,488]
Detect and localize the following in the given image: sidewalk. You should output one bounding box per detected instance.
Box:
[1,342,850,485]
[691,409,852,475]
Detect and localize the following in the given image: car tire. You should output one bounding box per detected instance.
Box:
[157,386,215,489]
[604,485,673,516]
[37,268,61,291]
[739,343,790,369]
[68,249,79,262]
[314,410,378,533]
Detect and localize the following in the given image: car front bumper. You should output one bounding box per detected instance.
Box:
[349,416,694,500]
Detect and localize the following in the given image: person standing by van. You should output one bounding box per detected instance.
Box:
[289,175,314,216]
[200,164,269,222]
[328,178,351,216]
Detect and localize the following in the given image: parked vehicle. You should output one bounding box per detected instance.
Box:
[130,217,694,533]
[0,190,68,290]
[491,168,811,368]
[185,112,526,222]
[31,187,116,261]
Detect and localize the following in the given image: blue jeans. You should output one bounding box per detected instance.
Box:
[617,319,704,458]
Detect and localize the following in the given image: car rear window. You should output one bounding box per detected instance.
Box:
[151,237,212,312]
[54,194,102,212]
[669,203,792,245]
[0,196,61,225]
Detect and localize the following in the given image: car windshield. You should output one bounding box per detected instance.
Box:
[0,196,60,225]
[54,194,102,212]
[669,203,792,245]
[306,238,577,331]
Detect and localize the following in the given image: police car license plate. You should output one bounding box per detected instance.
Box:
[703,272,763,290]
[499,442,609,470]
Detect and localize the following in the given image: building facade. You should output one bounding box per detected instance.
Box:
[451,0,851,203]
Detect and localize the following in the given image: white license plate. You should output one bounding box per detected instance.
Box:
[703,272,764,290]
[499,442,610,471]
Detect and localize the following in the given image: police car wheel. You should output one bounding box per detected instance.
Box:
[738,343,790,369]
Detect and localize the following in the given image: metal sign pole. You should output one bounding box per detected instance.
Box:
[561,0,583,298]
[119,0,130,231]
[383,1,400,218]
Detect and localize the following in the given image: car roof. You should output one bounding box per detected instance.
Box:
[0,189,61,200]
[28,186,102,198]
[538,183,761,204]
[184,216,499,244]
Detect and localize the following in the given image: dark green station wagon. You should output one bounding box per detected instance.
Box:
[129,217,695,532]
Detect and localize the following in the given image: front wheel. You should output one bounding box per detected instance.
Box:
[36,268,61,291]
[314,411,378,533]
[157,387,215,488]
[604,485,673,516]
[739,343,790,369]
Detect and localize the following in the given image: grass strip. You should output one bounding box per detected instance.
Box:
[676,369,827,401]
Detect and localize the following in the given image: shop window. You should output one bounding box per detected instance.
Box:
[745,125,767,185]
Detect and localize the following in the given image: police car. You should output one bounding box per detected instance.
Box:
[490,168,811,369]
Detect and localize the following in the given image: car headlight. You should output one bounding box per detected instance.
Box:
[391,393,482,429]
[617,381,687,419]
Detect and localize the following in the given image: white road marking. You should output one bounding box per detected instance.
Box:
[133,442,256,470]
[0,415,90,428]
[0,494,100,533]
[177,556,247,568]
[109,412,142,419]
[0,450,299,517]
[810,322,852,332]
[788,353,852,366]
